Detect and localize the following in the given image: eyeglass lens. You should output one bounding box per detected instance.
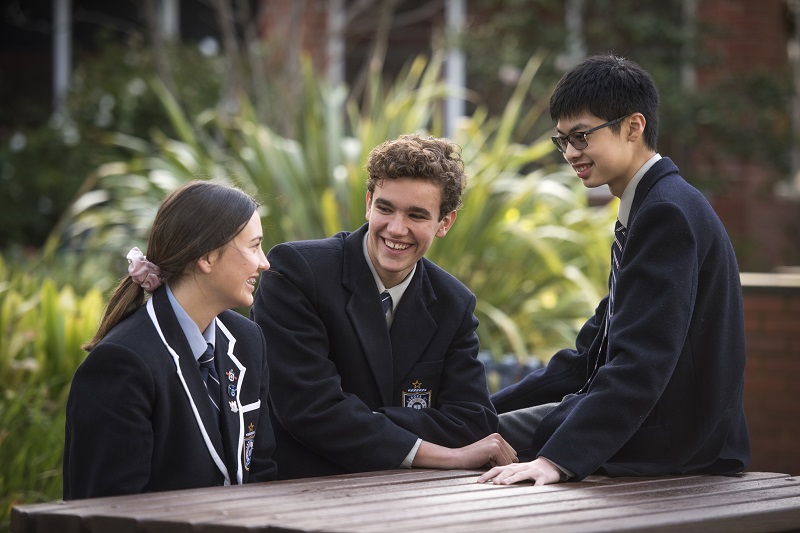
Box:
[551,115,629,154]
[551,133,587,153]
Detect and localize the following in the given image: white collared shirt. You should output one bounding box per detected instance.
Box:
[617,153,661,228]
[362,233,416,328]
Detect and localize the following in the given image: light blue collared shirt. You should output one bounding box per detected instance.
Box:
[165,285,216,361]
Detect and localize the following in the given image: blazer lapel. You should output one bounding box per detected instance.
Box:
[343,225,394,406]
[389,261,437,384]
[629,157,678,227]
[215,319,247,485]
[147,290,230,484]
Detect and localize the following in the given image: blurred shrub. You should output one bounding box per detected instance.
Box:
[0,255,103,526]
[49,53,616,361]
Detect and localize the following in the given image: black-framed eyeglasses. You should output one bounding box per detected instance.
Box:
[551,115,631,154]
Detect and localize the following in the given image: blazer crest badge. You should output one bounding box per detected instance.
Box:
[402,380,431,409]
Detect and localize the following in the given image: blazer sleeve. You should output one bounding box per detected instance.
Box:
[252,244,419,472]
[63,344,155,499]
[491,295,606,414]
[537,200,699,479]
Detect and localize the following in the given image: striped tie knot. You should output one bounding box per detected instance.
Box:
[381,291,392,315]
[609,219,627,320]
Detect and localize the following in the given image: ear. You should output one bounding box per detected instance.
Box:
[626,113,646,143]
[196,250,219,274]
[436,210,457,238]
[365,191,372,221]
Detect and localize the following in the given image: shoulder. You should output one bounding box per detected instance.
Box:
[644,176,721,231]
[217,309,262,337]
[641,159,707,207]
[96,305,157,351]
[78,310,160,381]
[267,231,353,269]
[420,257,475,304]
[635,160,718,226]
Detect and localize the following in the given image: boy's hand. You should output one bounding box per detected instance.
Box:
[477,457,562,486]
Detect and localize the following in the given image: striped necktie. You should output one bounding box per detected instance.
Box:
[579,219,628,393]
[579,220,627,393]
[198,343,220,422]
[381,291,392,315]
[609,219,627,322]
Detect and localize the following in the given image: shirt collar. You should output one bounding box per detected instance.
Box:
[166,284,216,361]
[618,153,661,228]
[362,232,415,314]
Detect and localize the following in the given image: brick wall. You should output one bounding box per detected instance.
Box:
[741,272,800,475]
[697,0,789,86]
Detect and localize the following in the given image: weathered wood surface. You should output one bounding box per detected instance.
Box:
[12,469,800,533]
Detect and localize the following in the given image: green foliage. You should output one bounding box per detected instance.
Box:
[0,255,103,526]
[50,53,615,360]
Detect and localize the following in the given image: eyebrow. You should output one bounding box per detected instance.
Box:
[374,197,433,218]
[556,122,592,135]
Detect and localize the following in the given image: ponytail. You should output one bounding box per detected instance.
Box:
[81,277,145,351]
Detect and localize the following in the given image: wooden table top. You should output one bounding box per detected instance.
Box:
[11,469,800,532]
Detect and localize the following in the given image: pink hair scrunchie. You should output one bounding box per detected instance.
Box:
[127,247,162,293]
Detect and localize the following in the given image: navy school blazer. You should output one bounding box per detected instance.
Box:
[252,223,498,479]
[63,287,277,499]
[492,157,750,480]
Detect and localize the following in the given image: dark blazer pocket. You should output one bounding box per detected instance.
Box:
[396,360,443,408]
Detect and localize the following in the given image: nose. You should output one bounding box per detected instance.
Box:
[386,213,407,236]
[258,248,270,272]
[564,141,582,159]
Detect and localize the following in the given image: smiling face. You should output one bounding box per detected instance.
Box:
[555,112,650,198]
[365,177,456,288]
[204,210,270,311]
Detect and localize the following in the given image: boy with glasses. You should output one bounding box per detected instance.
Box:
[479,54,750,486]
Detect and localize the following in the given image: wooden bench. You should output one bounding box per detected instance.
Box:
[11,469,800,532]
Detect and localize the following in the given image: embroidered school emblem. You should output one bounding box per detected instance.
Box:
[402,380,432,409]
[243,422,255,471]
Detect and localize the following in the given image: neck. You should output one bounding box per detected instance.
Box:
[170,281,218,332]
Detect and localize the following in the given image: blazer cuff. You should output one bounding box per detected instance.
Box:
[400,438,422,468]
[538,455,573,482]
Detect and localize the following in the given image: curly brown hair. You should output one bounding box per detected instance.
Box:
[366,134,467,220]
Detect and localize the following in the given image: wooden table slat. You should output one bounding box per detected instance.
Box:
[11,471,800,533]
[120,472,792,528]
[214,477,798,532]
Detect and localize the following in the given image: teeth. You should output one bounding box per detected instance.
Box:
[384,239,410,250]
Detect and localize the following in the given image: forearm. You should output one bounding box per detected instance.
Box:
[411,440,460,469]
[411,433,517,470]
